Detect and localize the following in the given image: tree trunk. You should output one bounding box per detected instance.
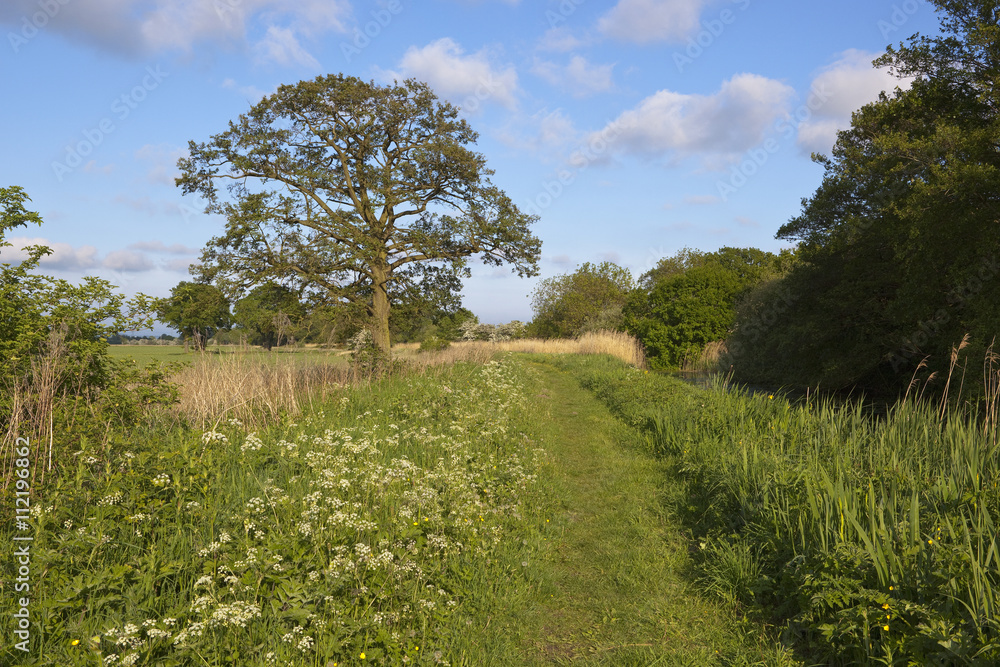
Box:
[371,260,392,354]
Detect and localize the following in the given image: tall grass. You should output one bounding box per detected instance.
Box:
[397,330,646,369]
[172,353,353,429]
[679,340,727,373]
[1,326,64,485]
[577,353,1000,664]
[661,371,999,662]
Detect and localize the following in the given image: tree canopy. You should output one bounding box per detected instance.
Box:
[731,1,1000,390]
[232,282,305,350]
[1,186,170,453]
[625,247,789,369]
[528,261,634,338]
[156,282,231,351]
[177,74,541,353]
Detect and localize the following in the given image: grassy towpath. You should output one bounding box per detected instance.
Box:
[499,358,792,666]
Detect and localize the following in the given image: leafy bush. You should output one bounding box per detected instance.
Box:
[624,247,791,370]
[529,261,633,338]
[0,186,177,469]
[419,335,450,352]
[458,318,525,342]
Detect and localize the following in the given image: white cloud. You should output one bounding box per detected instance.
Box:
[104,249,155,272]
[164,258,197,272]
[0,237,193,274]
[532,56,615,98]
[129,241,200,255]
[253,25,320,69]
[83,160,115,175]
[382,38,520,112]
[0,237,100,270]
[0,0,350,63]
[796,49,911,154]
[598,0,711,44]
[140,0,349,55]
[537,27,589,53]
[497,108,579,155]
[594,73,795,164]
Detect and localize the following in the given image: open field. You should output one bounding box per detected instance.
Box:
[110,329,644,370]
[107,344,351,366]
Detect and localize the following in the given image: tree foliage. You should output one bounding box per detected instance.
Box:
[0,186,173,454]
[233,282,305,350]
[156,282,231,351]
[625,247,789,369]
[729,1,1000,390]
[528,261,634,338]
[177,74,541,353]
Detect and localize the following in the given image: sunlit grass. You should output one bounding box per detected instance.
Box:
[395,330,646,369]
[0,357,551,666]
[576,354,1000,663]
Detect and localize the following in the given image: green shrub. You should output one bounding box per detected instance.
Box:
[0,186,177,467]
[419,335,450,352]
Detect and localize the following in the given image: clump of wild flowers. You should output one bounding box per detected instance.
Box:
[201,430,229,445]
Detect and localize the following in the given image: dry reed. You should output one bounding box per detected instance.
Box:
[680,341,727,373]
[1,325,69,489]
[172,353,352,429]
[397,330,646,369]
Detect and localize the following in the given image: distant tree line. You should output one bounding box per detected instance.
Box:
[154,278,482,351]
[108,333,177,345]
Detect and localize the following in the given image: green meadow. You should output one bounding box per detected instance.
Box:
[3,340,998,665]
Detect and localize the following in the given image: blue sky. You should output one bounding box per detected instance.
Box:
[0,0,940,326]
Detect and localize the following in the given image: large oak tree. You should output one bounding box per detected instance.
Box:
[177,75,541,353]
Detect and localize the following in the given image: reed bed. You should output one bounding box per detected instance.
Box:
[656,374,1000,662]
[680,340,727,373]
[397,330,646,369]
[573,352,1000,664]
[172,353,352,429]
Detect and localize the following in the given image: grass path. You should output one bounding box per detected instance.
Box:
[498,359,788,666]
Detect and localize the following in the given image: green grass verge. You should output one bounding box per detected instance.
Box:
[501,355,799,666]
[572,356,1000,665]
[1,357,549,665]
